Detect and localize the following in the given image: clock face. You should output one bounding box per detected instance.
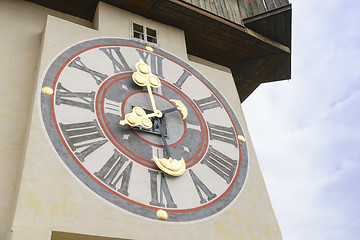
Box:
[41,38,248,222]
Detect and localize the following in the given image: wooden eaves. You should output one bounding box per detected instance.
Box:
[27,0,292,102]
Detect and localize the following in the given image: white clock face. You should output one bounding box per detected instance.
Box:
[41,38,248,222]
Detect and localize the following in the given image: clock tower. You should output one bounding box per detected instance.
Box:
[0,0,291,239]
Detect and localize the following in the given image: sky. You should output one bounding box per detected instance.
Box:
[242,1,360,239]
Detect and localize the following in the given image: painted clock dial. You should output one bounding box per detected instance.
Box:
[41,38,248,222]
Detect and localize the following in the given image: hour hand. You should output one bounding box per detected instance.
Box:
[119,106,163,129]
[119,107,153,129]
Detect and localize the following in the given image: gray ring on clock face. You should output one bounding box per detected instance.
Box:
[41,38,248,222]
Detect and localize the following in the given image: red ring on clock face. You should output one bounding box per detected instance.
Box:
[95,73,208,169]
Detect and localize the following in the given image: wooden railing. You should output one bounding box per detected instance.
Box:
[181,0,290,24]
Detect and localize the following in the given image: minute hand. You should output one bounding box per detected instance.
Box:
[153,117,186,176]
[158,118,170,158]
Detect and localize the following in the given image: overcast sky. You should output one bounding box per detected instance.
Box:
[242,0,360,239]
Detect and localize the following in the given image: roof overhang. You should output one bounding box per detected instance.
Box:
[27,0,292,101]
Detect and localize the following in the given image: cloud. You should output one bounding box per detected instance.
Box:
[242,0,360,239]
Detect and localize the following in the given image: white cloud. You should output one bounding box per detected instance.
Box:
[242,0,360,239]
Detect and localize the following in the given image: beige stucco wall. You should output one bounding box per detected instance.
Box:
[1,1,281,239]
[0,1,92,239]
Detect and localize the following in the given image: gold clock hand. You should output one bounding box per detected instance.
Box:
[119,106,163,129]
[120,59,164,129]
[132,59,163,118]
[119,106,153,129]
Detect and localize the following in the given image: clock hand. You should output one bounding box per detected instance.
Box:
[153,116,186,176]
[119,106,153,129]
[161,107,177,115]
[119,98,187,129]
[120,59,164,129]
[120,61,186,130]
[161,99,188,119]
[158,117,171,158]
[132,59,162,118]
[119,106,163,129]
[145,82,162,118]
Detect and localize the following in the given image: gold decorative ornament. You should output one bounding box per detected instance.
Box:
[134,107,146,116]
[170,99,188,119]
[132,72,146,85]
[238,135,246,143]
[156,209,168,221]
[145,45,154,52]
[149,75,160,86]
[154,156,186,176]
[41,86,54,95]
[119,107,161,129]
[138,64,150,74]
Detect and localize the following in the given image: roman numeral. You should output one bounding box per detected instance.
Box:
[136,49,164,79]
[104,98,122,116]
[207,122,238,147]
[59,120,107,162]
[152,86,162,95]
[201,145,237,184]
[55,83,95,111]
[193,94,222,113]
[99,47,132,73]
[94,149,133,196]
[152,146,164,159]
[173,69,192,89]
[55,83,95,112]
[187,123,201,132]
[189,169,216,204]
[68,57,108,85]
[148,170,177,208]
